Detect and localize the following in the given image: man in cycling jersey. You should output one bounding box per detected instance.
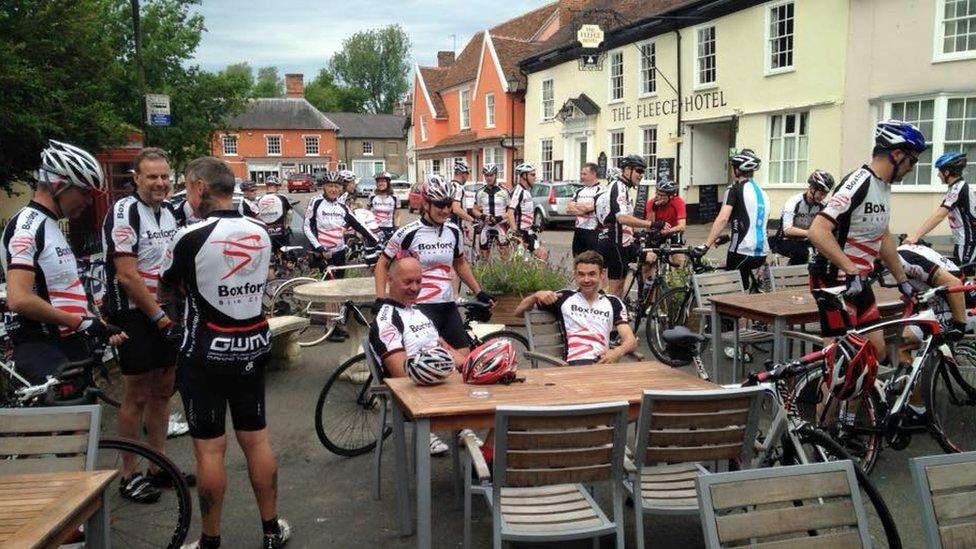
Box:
[596,155,658,298]
[904,153,973,274]
[507,163,549,261]
[642,180,687,276]
[337,170,357,205]
[770,170,833,265]
[808,120,919,358]
[567,162,601,257]
[513,251,636,365]
[696,149,771,291]
[303,171,379,279]
[102,147,192,502]
[160,156,289,549]
[2,140,127,384]
[256,176,292,255]
[239,181,260,219]
[450,159,476,238]
[471,163,511,260]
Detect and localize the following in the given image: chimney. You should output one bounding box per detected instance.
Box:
[559,0,584,28]
[437,51,455,68]
[285,73,304,98]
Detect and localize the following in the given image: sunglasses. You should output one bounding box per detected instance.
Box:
[635,169,646,175]
[429,200,453,209]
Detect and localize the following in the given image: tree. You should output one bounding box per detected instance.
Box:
[221,62,255,94]
[304,68,369,113]
[328,25,411,113]
[253,66,283,97]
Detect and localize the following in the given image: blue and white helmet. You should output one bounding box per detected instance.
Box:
[875,120,927,153]
[935,151,967,174]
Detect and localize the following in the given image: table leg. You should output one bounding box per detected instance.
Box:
[710,305,721,382]
[392,405,412,536]
[415,418,432,549]
[773,317,786,365]
[87,491,110,548]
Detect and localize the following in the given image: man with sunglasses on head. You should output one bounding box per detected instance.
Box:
[903,152,973,274]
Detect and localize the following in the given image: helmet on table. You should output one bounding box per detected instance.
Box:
[405,346,455,386]
[462,339,518,384]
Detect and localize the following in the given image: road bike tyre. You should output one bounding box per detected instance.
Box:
[96,436,192,549]
[645,287,702,367]
[476,330,529,359]
[923,353,976,454]
[315,353,389,457]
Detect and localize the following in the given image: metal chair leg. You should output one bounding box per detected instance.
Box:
[373,395,388,500]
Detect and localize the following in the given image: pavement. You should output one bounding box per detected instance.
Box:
[109,192,929,548]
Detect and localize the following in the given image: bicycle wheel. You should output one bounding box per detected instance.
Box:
[645,287,700,367]
[924,353,976,453]
[315,353,388,457]
[269,276,317,318]
[90,352,123,408]
[96,436,192,549]
[477,329,529,359]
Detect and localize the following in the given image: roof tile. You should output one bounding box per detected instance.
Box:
[225,98,338,130]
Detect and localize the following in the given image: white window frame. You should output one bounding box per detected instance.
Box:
[639,125,658,179]
[933,0,976,62]
[608,129,625,171]
[483,147,506,182]
[485,92,496,128]
[420,114,428,142]
[639,41,657,97]
[540,138,554,182]
[766,111,810,186]
[430,158,442,175]
[608,50,624,103]
[303,134,320,156]
[265,134,282,156]
[765,0,795,75]
[221,134,238,156]
[460,88,471,130]
[541,78,555,121]
[694,24,717,89]
[362,140,374,156]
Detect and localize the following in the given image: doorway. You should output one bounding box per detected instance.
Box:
[684,119,734,222]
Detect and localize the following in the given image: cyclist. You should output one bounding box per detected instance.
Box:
[807,120,920,358]
[471,163,511,260]
[369,171,401,243]
[507,163,549,261]
[768,170,833,266]
[239,181,260,219]
[567,162,602,257]
[337,170,357,205]
[513,250,636,365]
[101,147,192,501]
[595,155,657,298]
[160,157,290,549]
[642,179,687,274]
[256,175,292,255]
[903,152,973,274]
[374,175,494,362]
[303,171,379,280]
[450,159,476,239]
[2,139,127,383]
[171,192,202,227]
[696,149,771,291]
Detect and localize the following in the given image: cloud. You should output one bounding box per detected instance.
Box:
[191,0,553,77]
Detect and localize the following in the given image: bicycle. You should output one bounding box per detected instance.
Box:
[314,299,528,457]
[470,217,512,262]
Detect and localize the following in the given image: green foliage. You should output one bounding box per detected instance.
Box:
[328,25,411,114]
[253,66,283,97]
[472,259,570,296]
[304,68,369,113]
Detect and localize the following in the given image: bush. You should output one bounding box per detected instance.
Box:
[472,258,570,296]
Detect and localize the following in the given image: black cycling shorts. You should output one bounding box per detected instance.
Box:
[571,229,600,258]
[326,248,347,279]
[177,353,269,439]
[12,334,91,385]
[726,252,767,291]
[270,233,289,256]
[599,240,636,280]
[114,309,178,376]
[416,302,469,349]
[567,358,597,366]
[517,229,539,252]
[809,272,879,337]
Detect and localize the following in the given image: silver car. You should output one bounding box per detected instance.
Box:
[531,181,579,228]
[391,179,411,207]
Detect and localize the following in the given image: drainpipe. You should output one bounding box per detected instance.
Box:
[674,28,682,190]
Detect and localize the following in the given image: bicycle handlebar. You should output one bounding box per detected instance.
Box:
[743,344,832,387]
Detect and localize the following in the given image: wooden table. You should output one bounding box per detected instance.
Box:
[708,287,904,381]
[0,470,118,548]
[292,277,375,360]
[385,361,716,548]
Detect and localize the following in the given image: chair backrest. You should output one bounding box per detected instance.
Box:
[0,405,101,474]
[494,401,629,489]
[697,460,872,548]
[910,451,976,549]
[769,264,810,291]
[633,387,764,469]
[692,270,745,308]
[362,337,386,383]
[523,309,566,365]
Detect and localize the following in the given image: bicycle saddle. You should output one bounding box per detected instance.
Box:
[279,246,305,253]
[662,326,705,349]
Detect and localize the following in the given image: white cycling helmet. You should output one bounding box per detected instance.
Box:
[454,159,471,174]
[482,163,498,176]
[729,149,761,172]
[423,175,456,202]
[406,346,455,385]
[338,170,356,183]
[514,163,536,177]
[606,166,622,180]
[40,140,105,193]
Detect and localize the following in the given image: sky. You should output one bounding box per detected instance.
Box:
[191,0,553,78]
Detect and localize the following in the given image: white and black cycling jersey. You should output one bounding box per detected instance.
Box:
[474,185,510,222]
[337,191,350,206]
[539,289,627,363]
[303,195,377,254]
[171,198,202,228]
[724,179,770,257]
[508,184,535,232]
[369,194,398,229]
[160,210,272,365]
[811,166,890,278]
[572,184,601,230]
[781,191,825,233]
[1,202,93,342]
[239,197,260,219]
[383,218,463,304]
[101,195,179,315]
[256,193,292,236]
[368,298,440,378]
[596,178,635,247]
[941,179,976,260]
[898,244,966,329]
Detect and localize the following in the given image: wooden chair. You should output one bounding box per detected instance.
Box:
[0,405,102,474]
[523,309,643,368]
[692,271,773,376]
[769,264,810,291]
[463,402,630,549]
[625,387,765,549]
[910,451,976,548]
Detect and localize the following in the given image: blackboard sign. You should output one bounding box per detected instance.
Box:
[697,184,721,222]
[635,183,651,219]
[656,157,675,185]
[597,152,607,178]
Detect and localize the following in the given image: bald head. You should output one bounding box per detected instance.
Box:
[388,256,422,305]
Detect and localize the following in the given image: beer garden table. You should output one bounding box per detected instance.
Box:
[384,361,716,548]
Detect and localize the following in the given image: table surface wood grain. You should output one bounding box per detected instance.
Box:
[708,287,904,323]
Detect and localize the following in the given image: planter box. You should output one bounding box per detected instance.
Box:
[488,293,526,327]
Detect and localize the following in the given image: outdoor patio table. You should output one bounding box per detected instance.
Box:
[384,361,716,548]
[0,469,118,548]
[707,286,904,382]
[292,277,374,371]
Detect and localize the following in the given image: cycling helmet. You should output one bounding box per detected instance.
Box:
[240,181,257,190]
[935,152,967,175]
[514,163,536,177]
[656,180,678,195]
[875,120,927,153]
[374,171,393,181]
[729,150,761,172]
[265,175,280,186]
[338,170,356,183]
[453,159,471,174]
[422,174,456,202]
[606,167,622,180]
[618,154,647,170]
[808,169,835,193]
[39,140,105,193]
[482,163,498,176]
[825,333,878,401]
[405,346,455,386]
[319,171,340,185]
[462,339,518,385]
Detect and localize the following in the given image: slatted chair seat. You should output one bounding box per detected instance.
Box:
[692,270,774,375]
[911,451,976,549]
[637,462,709,511]
[498,483,613,534]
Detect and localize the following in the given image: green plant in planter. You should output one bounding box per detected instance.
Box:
[471,258,571,296]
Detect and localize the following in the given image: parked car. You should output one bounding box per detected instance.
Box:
[287,173,315,193]
[408,182,424,212]
[171,182,244,211]
[531,181,579,228]
[391,180,411,207]
[356,177,376,199]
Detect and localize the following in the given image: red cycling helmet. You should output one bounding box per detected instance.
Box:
[825,333,878,401]
[462,339,517,384]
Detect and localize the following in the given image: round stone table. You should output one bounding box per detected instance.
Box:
[293,277,376,380]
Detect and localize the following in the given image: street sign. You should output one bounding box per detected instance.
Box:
[577,24,604,48]
[146,94,171,126]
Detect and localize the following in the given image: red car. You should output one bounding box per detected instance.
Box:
[407,182,424,212]
[287,173,314,193]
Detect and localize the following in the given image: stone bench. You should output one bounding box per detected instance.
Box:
[267,315,310,370]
